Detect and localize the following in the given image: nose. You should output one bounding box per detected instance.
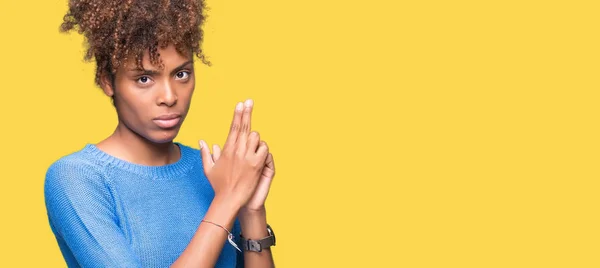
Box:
[156,80,178,107]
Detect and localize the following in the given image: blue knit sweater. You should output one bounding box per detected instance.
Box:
[44,143,242,267]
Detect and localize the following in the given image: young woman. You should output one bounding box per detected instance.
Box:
[44,0,276,267]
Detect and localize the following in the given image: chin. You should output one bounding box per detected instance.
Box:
[147,128,181,144]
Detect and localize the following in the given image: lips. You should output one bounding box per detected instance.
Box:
[153,113,182,129]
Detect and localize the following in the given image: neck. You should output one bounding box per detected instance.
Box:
[96,122,181,166]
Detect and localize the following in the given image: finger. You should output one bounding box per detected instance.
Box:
[255,155,275,203]
[265,153,274,170]
[224,102,244,151]
[212,144,222,162]
[237,99,253,149]
[253,173,274,205]
[246,131,260,156]
[199,140,214,171]
[255,140,269,161]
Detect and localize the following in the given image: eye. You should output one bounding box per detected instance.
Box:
[137,76,152,84]
[175,71,190,80]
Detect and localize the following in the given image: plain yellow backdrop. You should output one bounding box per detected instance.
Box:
[0,0,599,267]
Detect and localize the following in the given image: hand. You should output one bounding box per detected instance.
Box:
[244,150,275,212]
[199,99,269,209]
[214,148,275,213]
[210,102,276,212]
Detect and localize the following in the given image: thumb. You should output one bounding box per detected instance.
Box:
[199,140,214,172]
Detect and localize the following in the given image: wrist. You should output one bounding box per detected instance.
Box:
[213,192,244,212]
[206,194,243,230]
[239,208,268,238]
[239,205,266,218]
[239,206,267,226]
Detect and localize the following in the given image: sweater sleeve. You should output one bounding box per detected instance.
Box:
[44,158,142,268]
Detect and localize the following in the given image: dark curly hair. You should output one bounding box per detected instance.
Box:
[60,0,209,86]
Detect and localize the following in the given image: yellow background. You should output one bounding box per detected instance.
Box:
[0,0,598,267]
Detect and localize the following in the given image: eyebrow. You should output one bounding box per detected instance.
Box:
[128,60,194,76]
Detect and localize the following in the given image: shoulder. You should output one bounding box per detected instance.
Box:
[177,142,203,163]
[175,142,211,177]
[44,146,109,201]
[177,142,200,155]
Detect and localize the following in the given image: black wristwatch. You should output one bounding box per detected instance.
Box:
[240,224,276,252]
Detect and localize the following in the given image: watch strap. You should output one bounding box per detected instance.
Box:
[241,225,276,252]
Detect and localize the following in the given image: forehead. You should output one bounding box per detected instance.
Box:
[122,44,193,71]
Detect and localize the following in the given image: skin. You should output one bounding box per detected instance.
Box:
[96,44,275,267]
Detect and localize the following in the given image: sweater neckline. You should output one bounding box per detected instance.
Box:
[82,142,196,179]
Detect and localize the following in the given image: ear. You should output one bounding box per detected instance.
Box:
[99,72,115,97]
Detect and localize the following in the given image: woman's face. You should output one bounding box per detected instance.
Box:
[103,44,195,143]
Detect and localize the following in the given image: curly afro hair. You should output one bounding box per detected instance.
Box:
[60,0,209,86]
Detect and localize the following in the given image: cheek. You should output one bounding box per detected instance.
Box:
[116,90,152,124]
[179,83,195,106]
